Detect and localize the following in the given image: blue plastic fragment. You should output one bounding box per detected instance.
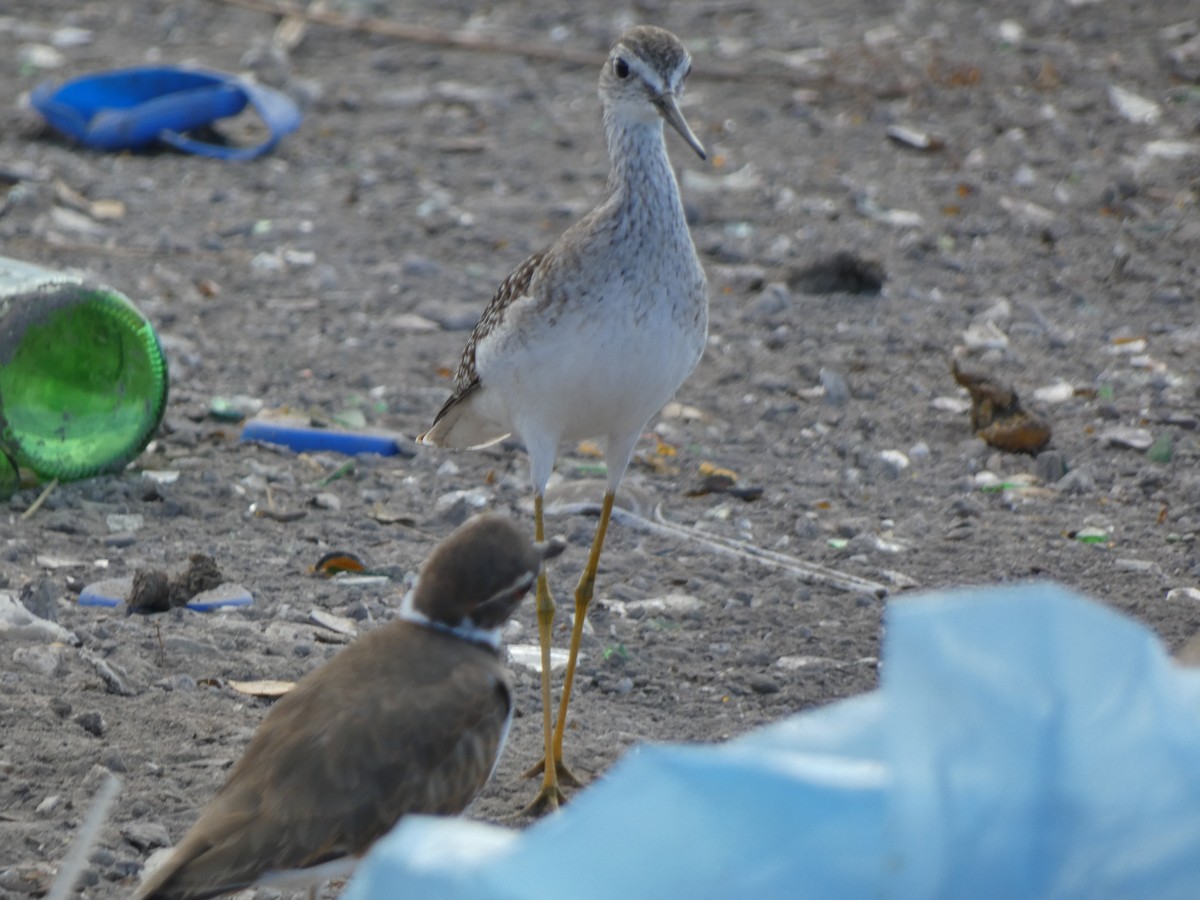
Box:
[78,577,253,612]
[31,66,301,160]
[182,584,254,612]
[346,583,1200,900]
[240,420,405,457]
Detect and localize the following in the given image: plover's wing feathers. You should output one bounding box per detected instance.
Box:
[420,248,549,448]
[136,626,512,900]
[369,648,513,820]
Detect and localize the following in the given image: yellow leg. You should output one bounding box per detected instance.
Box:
[522,492,567,815]
[552,491,615,768]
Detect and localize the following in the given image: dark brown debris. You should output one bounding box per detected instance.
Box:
[128,554,225,614]
[171,554,225,605]
[789,251,885,296]
[952,359,1052,455]
[128,569,172,613]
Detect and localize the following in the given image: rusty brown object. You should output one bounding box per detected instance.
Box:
[952,360,1052,455]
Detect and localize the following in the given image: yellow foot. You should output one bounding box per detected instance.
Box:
[521,781,567,817]
[522,756,583,790]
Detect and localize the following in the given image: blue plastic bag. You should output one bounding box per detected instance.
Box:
[346,583,1200,900]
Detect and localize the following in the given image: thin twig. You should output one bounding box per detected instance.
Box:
[20,478,58,521]
[216,0,605,67]
[1,235,243,261]
[211,0,801,85]
[546,500,893,597]
[646,504,891,597]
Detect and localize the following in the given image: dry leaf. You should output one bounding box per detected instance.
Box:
[576,439,604,458]
[661,401,710,422]
[309,608,358,637]
[368,502,416,526]
[228,679,295,698]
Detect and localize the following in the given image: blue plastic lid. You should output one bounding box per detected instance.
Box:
[31,66,301,160]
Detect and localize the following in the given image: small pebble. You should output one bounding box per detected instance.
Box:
[793,516,821,539]
[843,534,878,556]
[746,282,790,319]
[12,645,64,677]
[1102,427,1154,451]
[101,750,128,774]
[1058,468,1096,495]
[1166,588,1200,603]
[749,675,781,695]
[40,512,84,535]
[820,368,851,407]
[109,859,143,880]
[401,256,440,276]
[105,513,144,533]
[1114,558,1156,574]
[164,674,197,692]
[121,821,171,851]
[951,496,982,518]
[433,488,492,524]
[75,711,106,737]
[19,579,59,620]
[878,449,910,477]
[343,600,372,622]
[0,863,54,894]
[1035,451,1068,483]
[103,533,138,548]
[51,26,93,48]
[835,519,863,539]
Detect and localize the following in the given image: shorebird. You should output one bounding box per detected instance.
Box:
[134,515,565,900]
[419,25,708,813]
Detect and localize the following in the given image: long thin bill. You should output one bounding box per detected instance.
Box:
[656,94,706,160]
[535,536,568,562]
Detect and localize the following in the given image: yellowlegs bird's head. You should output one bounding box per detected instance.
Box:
[600,25,706,160]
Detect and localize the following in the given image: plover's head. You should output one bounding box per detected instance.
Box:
[410,514,564,632]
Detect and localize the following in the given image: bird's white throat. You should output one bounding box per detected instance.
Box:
[397,584,503,650]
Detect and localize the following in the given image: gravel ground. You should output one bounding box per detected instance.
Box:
[1,0,1198,895]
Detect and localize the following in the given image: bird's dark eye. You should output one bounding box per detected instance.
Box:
[613,57,630,79]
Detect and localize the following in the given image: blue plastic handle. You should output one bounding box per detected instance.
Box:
[240,420,406,457]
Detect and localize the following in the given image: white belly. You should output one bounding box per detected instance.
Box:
[473,282,706,450]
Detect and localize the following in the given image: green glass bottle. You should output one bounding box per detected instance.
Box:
[0,256,169,488]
